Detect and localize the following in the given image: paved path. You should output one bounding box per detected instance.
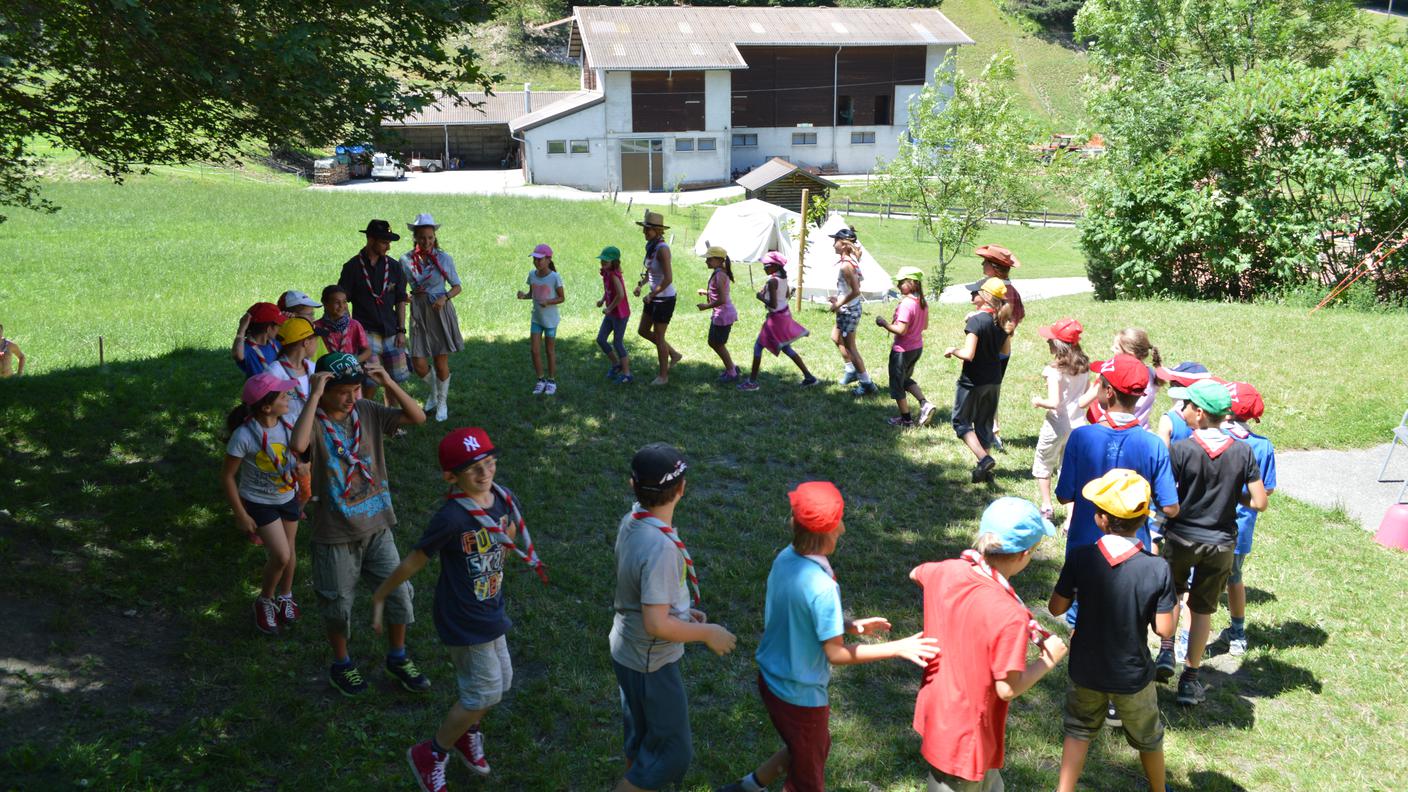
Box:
[1274,444,1404,532]
[310,169,743,206]
[937,276,1093,304]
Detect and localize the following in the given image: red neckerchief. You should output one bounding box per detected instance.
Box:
[246,417,298,490]
[409,247,450,288]
[448,486,548,583]
[360,252,390,305]
[959,550,1053,645]
[1193,428,1235,459]
[632,505,700,605]
[316,407,375,487]
[278,356,312,402]
[246,340,271,370]
[1223,422,1251,440]
[1096,534,1144,567]
[1104,410,1140,430]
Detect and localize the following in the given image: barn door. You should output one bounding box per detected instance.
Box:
[621,139,665,191]
[648,139,664,191]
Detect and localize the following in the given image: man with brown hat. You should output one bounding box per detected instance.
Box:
[339,220,411,398]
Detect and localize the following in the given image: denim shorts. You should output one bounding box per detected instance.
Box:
[530,321,558,338]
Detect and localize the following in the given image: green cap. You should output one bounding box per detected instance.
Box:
[315,351,364,385]
[598,245,621,262]
[895,266,925,283]
[1185,379,1231,416]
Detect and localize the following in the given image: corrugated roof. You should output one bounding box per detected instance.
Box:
[385,91,576,126]
[508,91,606,133]
[570,6,973,71]
[736,157,840,192]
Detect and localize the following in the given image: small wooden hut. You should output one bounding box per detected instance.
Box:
[736,157,839,213]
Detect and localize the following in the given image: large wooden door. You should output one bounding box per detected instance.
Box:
[620,139,664,191]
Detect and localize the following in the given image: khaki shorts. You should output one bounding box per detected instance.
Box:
[1165,536,1235,615]
[1063,682,1164,752]
[311,528,414,637]
[449,636,513,711]
[928,767,1003,792]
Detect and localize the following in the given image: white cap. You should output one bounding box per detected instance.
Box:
[278,290,321,310]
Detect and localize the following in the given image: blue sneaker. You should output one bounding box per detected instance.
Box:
[838,369,858,386]
[617,374,634,385]
[851,381,878,396]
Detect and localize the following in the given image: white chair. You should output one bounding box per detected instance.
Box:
[1378,409,1408,503]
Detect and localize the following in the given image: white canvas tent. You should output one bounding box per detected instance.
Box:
[693,199,894,302]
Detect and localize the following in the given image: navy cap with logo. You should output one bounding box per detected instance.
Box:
[828,227,857,242]
[315,351,364,385]
[631,443,688,491]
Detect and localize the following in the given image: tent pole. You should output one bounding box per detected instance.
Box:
[796,188,811,312]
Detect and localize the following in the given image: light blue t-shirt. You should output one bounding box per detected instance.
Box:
[527,270,564,328]
[1230,430,1277,555]
[755,545,844,707]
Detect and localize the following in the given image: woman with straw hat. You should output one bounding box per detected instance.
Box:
[399,213,463,422]
[633,210,684,385]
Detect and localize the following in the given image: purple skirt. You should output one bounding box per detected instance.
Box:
[756,308,809,355]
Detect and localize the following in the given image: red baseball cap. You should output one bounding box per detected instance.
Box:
[439,427,497,472]
[1226,381,1265,422]
[789,481,845,533]
[1037,318,1083,344]
[1091,354,1149,395]
[246,302,286,325]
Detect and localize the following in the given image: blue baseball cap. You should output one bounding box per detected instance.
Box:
[979,497,1058,553]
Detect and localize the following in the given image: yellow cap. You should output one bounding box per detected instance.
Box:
[704,245,729,260]
[277,316,316,346]
[980,277,1008,300]
[1081,469,1152,519]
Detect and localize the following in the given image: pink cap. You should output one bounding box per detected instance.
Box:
[761,251,787,268]
[531,243,553,258]
[242,371,297,405]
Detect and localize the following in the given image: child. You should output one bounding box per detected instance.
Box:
[275,317,319,421]
[220,372,304,635]
[401,214,464,423]
[717,482,939,792]
[1161,380,1268,705]
[1049,470,1175,792]
[1031,318,1090,520]
[827,228,875,395]
[374,427,548,791]
[232,302,285,378]
[0,323,26,377]
[315,285,373,364]
[1154,362,1214,447]
[1220,381,1276,656]
[289,352,429,697]
[911,497,1067,792]
[610,443,737,792]
[696,245,739,383]
[945,278,1011,484]
[1078,327,1162,428]
[516,243,564,395]
[634,211,684,386]
[738,252,818,391]
[874,266,933,428]
[974,245,1024,449]
[596,246,634,384]
[278,290,321,322]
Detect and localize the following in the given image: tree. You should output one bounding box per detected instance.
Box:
[874,53,1046,292]
[1003,0,1086,28]
[0,0,495,221]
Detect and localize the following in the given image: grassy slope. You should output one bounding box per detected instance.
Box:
[2,177,1406,789]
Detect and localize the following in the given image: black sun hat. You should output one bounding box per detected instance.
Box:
[360,219,401,241]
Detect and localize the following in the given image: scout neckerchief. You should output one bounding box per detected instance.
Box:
[1096,534,1143,567]
[316,407,374,487]
[1223,420,1251,440]
[0,338,8,356]
[448,485,549,584]
[246,416,298,490]
[959,549,1053,645]
[1104,410,1140,430]
[278,356,312,402]
[360,251,391,305]
[323,314,351,334]
[246,339,271,370]
[409,247,450,289]
[631,504,700,605]
[802,552,836,581]
[1192,427,1235,459]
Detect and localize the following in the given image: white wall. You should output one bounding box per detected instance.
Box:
[728,125,903,175]
[604,71,633,134]
[704,70,731,131]
[522,104,608,191]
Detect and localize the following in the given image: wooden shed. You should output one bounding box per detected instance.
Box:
[735,157,839,213]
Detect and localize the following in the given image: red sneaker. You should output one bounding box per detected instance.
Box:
[253,597,279,635]
[276,595,299,624]
[452,727,491,776]
[406,740,448,792]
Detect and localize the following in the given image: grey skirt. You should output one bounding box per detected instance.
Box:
[409,292,464,357]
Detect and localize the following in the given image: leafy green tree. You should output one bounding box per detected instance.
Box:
[1003,0,1085,27]
[0,0,495,221]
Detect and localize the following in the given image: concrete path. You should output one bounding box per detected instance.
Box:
[937,276,1093,304]
[1274,444,1404,532]
[310,169,743,206]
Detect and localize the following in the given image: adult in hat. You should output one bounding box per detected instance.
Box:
[634,210,684,385]
[338,219,410,400]
[945,278,1012,483]
[827,226,875,395]
[398,212,463,423]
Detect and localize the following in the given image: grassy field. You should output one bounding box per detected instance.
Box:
[2,175,1407,790]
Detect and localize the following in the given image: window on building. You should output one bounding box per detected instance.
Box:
[547,140,566,155]
[570,139,590,154]
[792,132,817,146]
[850,131,876,145]
[836,96,854,126]
[697,137,716,151]
[875,95,893,126]
[732,133,758,147]
[675,138,694,152]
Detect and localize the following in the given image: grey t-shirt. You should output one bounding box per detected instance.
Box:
[308,400,401,544]
[226,420,298,506]
[527,270,564,328]
[609,510,692,673]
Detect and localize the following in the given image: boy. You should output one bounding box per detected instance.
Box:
[0,323,25,377]
[1162,380,1268,706]
[944,278,1010,484]
[373,427,546,792]
[1220,381,1276,655]
[1049,469,1175,792]
[278,289,322,322]
[290,351,428,697]
[610,443,737,792]
[1153,362,1214,447]
[718,482,939,792]
[974,245,1023,449]
[911,497,1068,792]
[232,302,285,378]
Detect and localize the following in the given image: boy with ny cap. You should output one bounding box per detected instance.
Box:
[717,482,938,792]
[610,443,737,792]
[1049,470,1175,792]
[1161,379,1268,705]
[1219,381,1276,656]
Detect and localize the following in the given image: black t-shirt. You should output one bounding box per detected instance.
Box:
[413,492,518,646]
[1166,436,1261,547]
[1054,544,1176,693]
[338,252,409,336]
[960,310,1007,387]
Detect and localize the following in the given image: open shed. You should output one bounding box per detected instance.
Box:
[381,90,573,169]
[735,157,840,213]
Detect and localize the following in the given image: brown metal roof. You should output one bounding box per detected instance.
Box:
[508,91,606,133]
[736,157,840,192]
[384,91,577,127]
[569,6,973,71]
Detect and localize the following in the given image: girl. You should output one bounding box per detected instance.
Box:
[634,211,684,385]
[945,278,1013,484]
[595,245,633,384]
[875,267,932,427]
[315,284,373,364]
[516,244,565,395]
[738,252,817,391]
[232,302,285,378]
[221,372,303,635]
[828,228,876,395]
[275,317,319,422]
[696,245,739,383]
[400,213,464,422]
[1030,318,1090,520]
[1077,327,1162,428]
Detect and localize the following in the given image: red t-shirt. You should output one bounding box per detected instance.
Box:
[912,559,1032,782]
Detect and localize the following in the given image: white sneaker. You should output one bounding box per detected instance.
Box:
[543,380,557,396]
[531,378,547,395]
[918,400,937,426]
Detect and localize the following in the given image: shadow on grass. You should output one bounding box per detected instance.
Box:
[1187,770,1251,792]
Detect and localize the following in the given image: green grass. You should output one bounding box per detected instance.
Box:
[2,175,1407,789]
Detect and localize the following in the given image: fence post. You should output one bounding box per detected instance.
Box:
[797,188,811,312]
[625,197,633,217]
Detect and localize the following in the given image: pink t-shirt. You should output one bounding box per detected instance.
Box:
[315,317,369,356]
[707,269,738,326]
[601,269,631,319]
[891,295,928,352]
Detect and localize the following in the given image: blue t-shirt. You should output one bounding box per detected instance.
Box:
[1056,423,1179,550]
[413,491,519,647]
[237,341,279,378]
[755,546,845,707]
[1230,430,1277,555]
[1166,410,1191,443]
